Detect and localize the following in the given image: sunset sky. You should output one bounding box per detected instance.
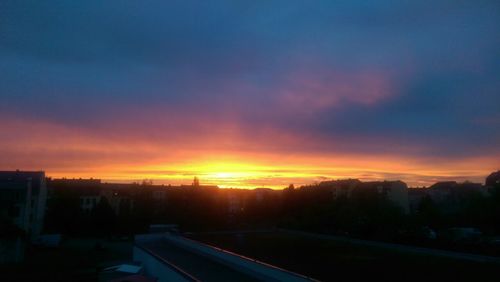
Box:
[1,1,499,188]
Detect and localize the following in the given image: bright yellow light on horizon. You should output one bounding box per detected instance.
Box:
[42,154,498,189]
[211,172,245,179]
[214,172,231,178]
[119,160,322,189]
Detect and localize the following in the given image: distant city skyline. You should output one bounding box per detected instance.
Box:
[37,169,497,189]
[1,1,499,188]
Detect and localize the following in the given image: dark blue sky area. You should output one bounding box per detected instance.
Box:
[1,1,499,181]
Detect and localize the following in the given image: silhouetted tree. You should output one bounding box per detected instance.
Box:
[416,195,442,229]
[193,177,200,187]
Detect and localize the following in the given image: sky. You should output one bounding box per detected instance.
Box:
[1,1,499,188]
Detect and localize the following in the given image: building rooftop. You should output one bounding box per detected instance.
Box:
[135,234,314,282]
[139,239,258,282]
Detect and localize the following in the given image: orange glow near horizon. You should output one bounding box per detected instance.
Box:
[40,154,498,189]
[1,115,498,189]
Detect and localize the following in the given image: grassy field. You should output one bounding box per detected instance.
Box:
[0,238,132,282]
[187,231,500,282]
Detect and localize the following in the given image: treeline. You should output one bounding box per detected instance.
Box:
[280,185,405,240]
[412,188,500,235]
[44,188,141,236]
[44,181,500,247]
[281,184,500,245]
[44,185,253,236]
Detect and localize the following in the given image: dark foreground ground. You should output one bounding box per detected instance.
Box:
[0,238,132,282]
[2,232,499,282]
[187,230,500,282]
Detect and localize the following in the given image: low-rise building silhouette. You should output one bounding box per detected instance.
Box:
[309,179,410,212]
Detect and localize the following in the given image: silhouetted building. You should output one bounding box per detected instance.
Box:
[427,181,458,202]
[314,179,409,212]
[80,193,101,214]
[361,181,410,213]
[101,185,134,215]
[428,181,487,199]
[152,189,167,202]
[426,181,487,213]
[0,171,47,240]
[48,177,101,188]
[317,179,362,199]
[254,188,274,203]
[47,178,103,214]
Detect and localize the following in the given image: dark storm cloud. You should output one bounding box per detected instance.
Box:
[1,0,499,159]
